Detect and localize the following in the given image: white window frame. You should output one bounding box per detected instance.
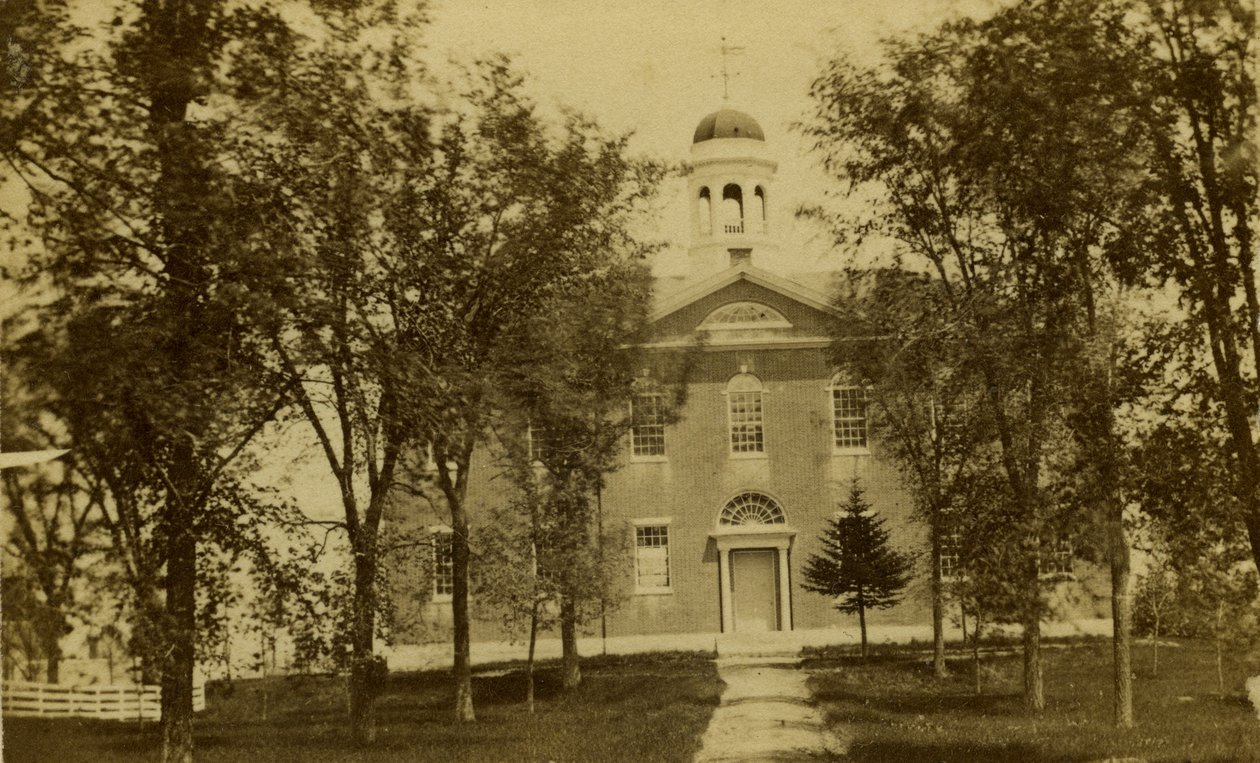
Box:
[431,527,454,603]
[629,392,667,461]
[938,530,963,581]
[527,423,549,465]
[633,518,673,595]
[1038,538,1074,579]
[827,376,869,454]
[725,373,767,458]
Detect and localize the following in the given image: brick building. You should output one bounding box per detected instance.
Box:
[387,108,1107,650]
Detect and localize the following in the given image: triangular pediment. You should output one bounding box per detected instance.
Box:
[646,264,839,347]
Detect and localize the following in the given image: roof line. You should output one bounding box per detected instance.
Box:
[649,263,838,323]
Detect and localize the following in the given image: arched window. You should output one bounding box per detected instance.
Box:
[754,186,767,233]
[700,302,791,330]
[698,187,712,235]
[720,492,786,526]
[726,372,764,453]
[721,184,743,234]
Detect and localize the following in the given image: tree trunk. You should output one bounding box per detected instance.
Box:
[1216,637,1225,697]
[451,500,475,721]
[1109,505,1134,728]
[930,519,947,678]
[857,600,868,660]
[560,595,581,690]
[1022,567,1044,712]
[43,624,62,685]
[1151,616,1160,677]
[1215,602,1225,697]
[973,617,982,696]
[527,599,539,714]
[968,608,983,696]
[161,449,197,763]
[348,546,378,746]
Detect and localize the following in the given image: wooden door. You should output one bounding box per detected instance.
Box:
[731,549,779,632]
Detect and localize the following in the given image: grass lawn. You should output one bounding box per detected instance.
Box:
[806,638,1259,762]
[3,651,722,762]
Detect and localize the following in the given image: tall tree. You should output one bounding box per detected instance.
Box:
[2,2,309,758]
[832,269,999,678]
[223,4,437,743]
[493,257,656,690]
[1119,0,1259,571]
[382,60,661,720]
[804,0,1152,714]
[802,480,913,658]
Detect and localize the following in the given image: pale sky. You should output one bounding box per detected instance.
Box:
[421,0,1003,274]
[262,0,1010,520]
[1,0,1006,521]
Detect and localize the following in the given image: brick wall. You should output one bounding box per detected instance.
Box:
[383,280,1108,648]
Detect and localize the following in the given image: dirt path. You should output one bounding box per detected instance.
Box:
[694,656,846,762]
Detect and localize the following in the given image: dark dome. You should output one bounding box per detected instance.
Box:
[693,109,765,143]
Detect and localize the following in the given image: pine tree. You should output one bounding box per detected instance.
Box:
[803,480,912,658]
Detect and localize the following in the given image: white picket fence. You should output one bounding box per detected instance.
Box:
[1,680,205,720]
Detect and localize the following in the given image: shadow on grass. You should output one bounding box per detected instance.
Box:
[846,740,1046,763]
[816,688,1024,720]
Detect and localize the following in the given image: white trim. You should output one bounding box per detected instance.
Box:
[699,301,794,331]
[640,336,832,351]
[827,383,870,454]
[832,447,871,457]
[725,373,766,457]
[633,521,673,595]
[712,531,797,633]
[649,263,837,324]
[629,454,670,464]
[430,528,454,604]
[632,516,673,526]
[629,391,668,460]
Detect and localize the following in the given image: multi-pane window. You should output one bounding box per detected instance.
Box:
[634,525,670,591]
[727,373,764,454]
[1040,539,1073,577]
[528,424,549,463]
[631,393,666,457]
[939,531,963,579]
[832,386,868,450]
[719,492,786,526]
[433,531,454,599]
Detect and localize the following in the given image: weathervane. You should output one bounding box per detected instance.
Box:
[716,36,744,101]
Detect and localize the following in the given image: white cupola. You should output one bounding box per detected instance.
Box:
[687,108,780,275]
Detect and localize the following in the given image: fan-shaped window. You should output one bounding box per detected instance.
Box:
[701,302,792,330]
[720,492,786,526]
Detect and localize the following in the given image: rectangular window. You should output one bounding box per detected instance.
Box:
[634,525,671,591]
[832,387,868,450]
[939,530,962,579]
[729,391,764,453]
[1040,539,1073,577]
[433,531,454,599]
[631,393,666,457]
[528,424,549,463]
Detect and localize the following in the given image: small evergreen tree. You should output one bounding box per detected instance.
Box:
[803,480,912,657]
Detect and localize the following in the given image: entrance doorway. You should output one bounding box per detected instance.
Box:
[730,549,779,632]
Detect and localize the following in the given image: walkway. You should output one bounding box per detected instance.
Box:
[694,637,847,762]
